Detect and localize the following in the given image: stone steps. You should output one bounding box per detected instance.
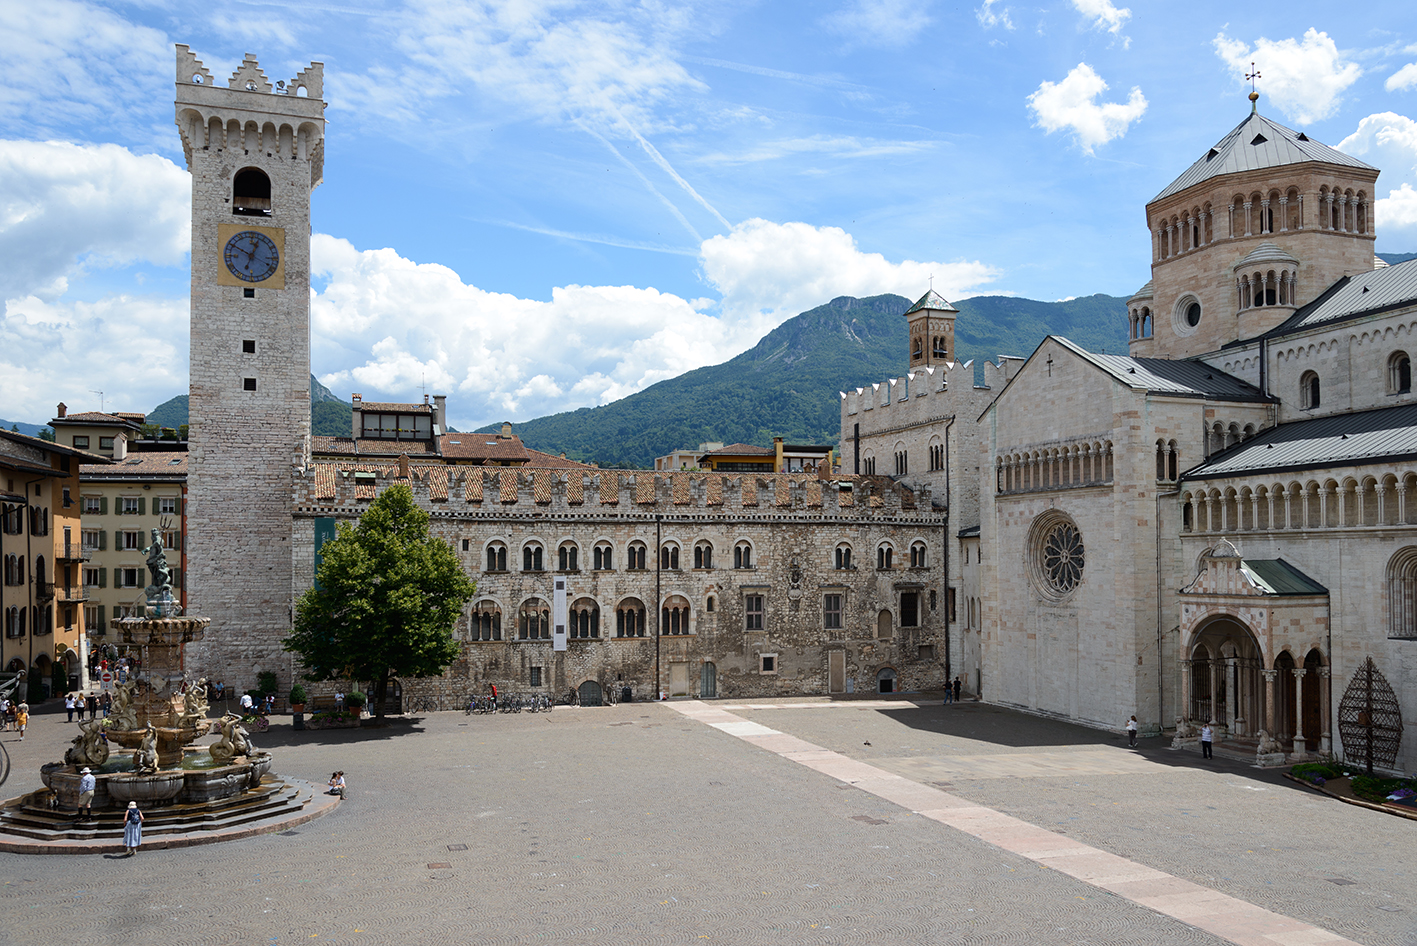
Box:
[0,778,314,843]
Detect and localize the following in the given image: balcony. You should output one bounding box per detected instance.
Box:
[57,542,92,562]
[57,585,88,603]
[36,580,54,602]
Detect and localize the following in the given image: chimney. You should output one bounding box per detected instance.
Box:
[501,421,512,437]
[351,393,362,439]
[113,433,128,461]
[56,402,67,418]
[433,395,447,434]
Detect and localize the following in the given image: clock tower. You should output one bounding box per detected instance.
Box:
[174,46,324,682]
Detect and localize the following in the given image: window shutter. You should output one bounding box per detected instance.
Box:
[138,496,146,515]
[97,604,105,628]
[98,530,106,550]
[98,567,106,588]
[114,530,122,549]
[172,567,182,589]
[176,497,184,515]
[100,496,108,515]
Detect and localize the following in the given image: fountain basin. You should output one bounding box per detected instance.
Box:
[108,771,186,806]
[183,762,259,804]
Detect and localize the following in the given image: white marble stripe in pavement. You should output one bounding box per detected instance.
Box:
[667,700,1363,946]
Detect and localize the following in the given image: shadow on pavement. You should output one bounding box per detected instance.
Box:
[226,715,426,750]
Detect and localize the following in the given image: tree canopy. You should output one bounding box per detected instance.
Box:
[284,483,475,717]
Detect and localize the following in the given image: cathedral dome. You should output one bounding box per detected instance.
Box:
[1152,111,1375,205]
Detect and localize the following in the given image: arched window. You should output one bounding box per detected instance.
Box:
[877,544,893,569]
[593,543,613,570]
[627,542,647,570]
[569,598,600,638]
[661,595,691,635]
[518,598,550,639]
[912,336,923,360]
[659,543,680,570]
[835,544,853,570]
[733,542,753,569]
[558,542,579,572]
[469,601,502,641]
[1301,372,1321,410]
[522,543,543,571]
[932,336,948,359]
[909,542,927,568]
[616,598,647,637]
[693,541,713,569]
[233,167,272,216]
[1389,352,1411,395]
[1387,547,1417,639]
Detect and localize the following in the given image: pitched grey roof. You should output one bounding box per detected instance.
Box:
[1266,258,1417,336]
[1152,110,1376,204]
[1051,337,1270,402]
[1240,559,1327,596]
[1181,402,1417,480]
[904,289,958,316]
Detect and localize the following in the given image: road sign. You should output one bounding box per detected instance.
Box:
[100,671,113,683]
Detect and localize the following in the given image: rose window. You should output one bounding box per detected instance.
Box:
[1040,521,1085,594]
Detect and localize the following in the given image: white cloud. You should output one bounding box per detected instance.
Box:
[1389,63,1417,93]
[310,221,999,431]
[0,140,190,301]
[1338,112,1417,243]
[1026,64,1147,154]
[0,0,171,146]
[1070,0,1129,39]
[1213,29,1361,124]
[2,293,188,422]
[821,0,931,47]
[695,134,932,166]
[976,0,1014,30]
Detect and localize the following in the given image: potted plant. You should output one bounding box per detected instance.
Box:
[288,683,307,713]
[346,690,366,717]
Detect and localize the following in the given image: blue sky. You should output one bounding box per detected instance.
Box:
[3,0,1416,432]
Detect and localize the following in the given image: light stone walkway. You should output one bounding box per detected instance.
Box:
[669,700,1364,946]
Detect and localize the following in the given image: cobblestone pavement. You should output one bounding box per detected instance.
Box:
[0,698,1412,946]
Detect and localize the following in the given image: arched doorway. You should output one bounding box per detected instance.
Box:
[876,610,892,640]
[578,680,603,707]
[1301,649,1324,751]
[1185,617,1263,735]
[701,662,717,699]
[1274,651,1296,744]
[877,667,897,694]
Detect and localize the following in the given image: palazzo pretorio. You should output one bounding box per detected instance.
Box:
[175,47,1414,773]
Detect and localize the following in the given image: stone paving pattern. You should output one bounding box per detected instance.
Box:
[0,698,1412,946]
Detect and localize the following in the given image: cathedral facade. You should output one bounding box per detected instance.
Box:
[852,100,1417,773]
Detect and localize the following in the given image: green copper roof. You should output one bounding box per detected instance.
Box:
[903,289,958,316]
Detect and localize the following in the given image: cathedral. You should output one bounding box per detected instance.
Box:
[850,94,1417,773]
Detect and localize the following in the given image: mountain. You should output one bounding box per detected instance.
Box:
[480,292,1131,469]
[1378,252,1417,266]
[0,419,52,437]
[145,375,354,436]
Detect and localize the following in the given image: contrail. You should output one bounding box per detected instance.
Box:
[615,109,732,231]
[580,122,702,243]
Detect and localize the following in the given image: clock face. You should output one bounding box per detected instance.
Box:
[223,230,280,283]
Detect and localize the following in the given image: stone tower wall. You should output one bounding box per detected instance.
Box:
[176,46,325,687]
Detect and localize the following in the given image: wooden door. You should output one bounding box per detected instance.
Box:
[828,651,845,693]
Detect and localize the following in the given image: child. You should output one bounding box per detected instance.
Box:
[15,703,28,740]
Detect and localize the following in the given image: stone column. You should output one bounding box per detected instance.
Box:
[1179,658,1191,725]
[1266,490,1276,531]
[1244,201,1253,236]
[1398,484,1408,526]
[1199,211,1209,244]
[1377,484,1388,526]
[1325,193,1335,230]
[1261,198,1272,233]
[1209,658,1220,723]
[1318,666,1332,754]
[1226,658,1238,733]
[1320,485,1330,528]
[1228,204,1236,238]
[1262,668,1277,737]
[1298,193,1304,229]
[1278,196,1289,232]
[1291,667,1306,754]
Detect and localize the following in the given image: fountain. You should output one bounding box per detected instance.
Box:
[1,529,333,852]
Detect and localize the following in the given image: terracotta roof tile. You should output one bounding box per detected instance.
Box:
[533,470,552,504]
[498,471,517,504]
[423,466,450,502]
[740,478,758,507]
[704,443,775,456]
[465,470,484,503]
[672,474,690,504]
[523,448,595,469]
[441,433,528,462]
[635,475,656,505]
[598,475,618,505]
[567,473,585,505]
[52,411,143,426]
[804,480,823,507]
[775,478,790,507]
[706,475,723,505]
[313,465,336,501]
[80,454,188,477]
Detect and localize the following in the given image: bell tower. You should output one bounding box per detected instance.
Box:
[904,289,959,369]
[174,46,325,681]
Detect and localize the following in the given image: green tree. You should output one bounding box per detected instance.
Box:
[284,483,474,718]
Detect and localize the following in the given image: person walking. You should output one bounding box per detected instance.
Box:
[943,679,953,705]
[15,703,27,740]
[85,692,98,721]
[101,692,112,718]
[77,767,95,821]
[65,693,75,722]
[1200,722,1214,759]
[1126,715,1139,748]
[123,802,144,855]
[953,676,963,703]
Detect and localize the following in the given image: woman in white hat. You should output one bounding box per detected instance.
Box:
[123,801,143,855]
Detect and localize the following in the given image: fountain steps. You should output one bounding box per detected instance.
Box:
[0,778,339,853]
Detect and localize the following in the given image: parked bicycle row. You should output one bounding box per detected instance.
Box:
[464,693,555,714]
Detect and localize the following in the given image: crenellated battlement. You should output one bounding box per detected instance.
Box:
[297,464,934,519]
[174,46,325,180]
[839,357,1022,416]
